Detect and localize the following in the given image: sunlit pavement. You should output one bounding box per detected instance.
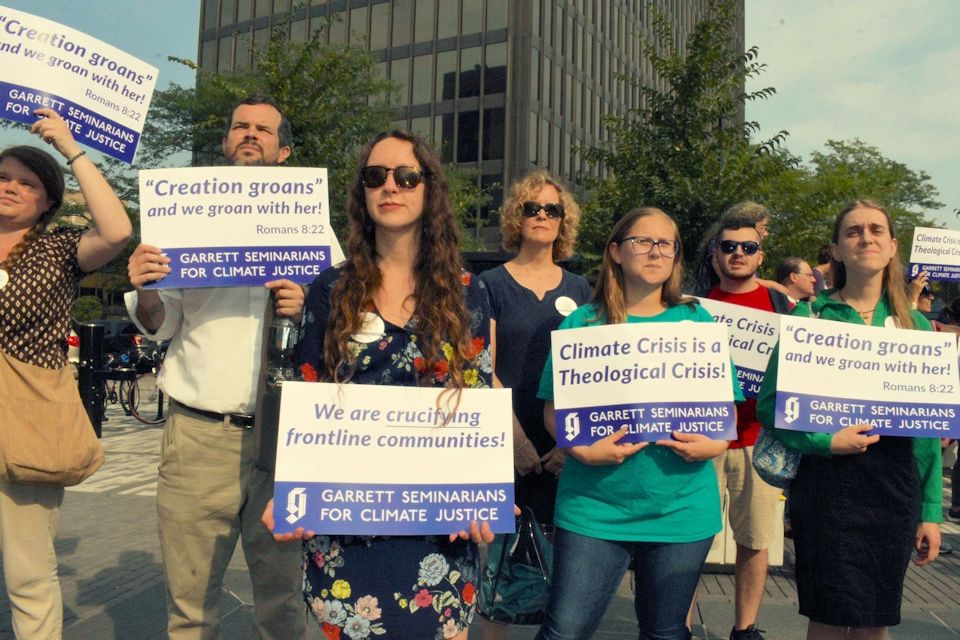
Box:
[0,402,958,639]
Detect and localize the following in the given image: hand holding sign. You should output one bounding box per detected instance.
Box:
[29,107,81,159]
[656,432,731,462]
[568,427,648,465]
[829,424,880,455]
[127,243,170,288]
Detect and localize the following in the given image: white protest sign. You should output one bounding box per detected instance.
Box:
[273,382,515,536]
[696,297,780,399]
[775,314,960,437]
[908,226,960,282]
[550,322,737,446]
[138,167,344,288]
[0,5,158,163]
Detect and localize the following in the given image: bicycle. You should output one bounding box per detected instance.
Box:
[127,342,167,425]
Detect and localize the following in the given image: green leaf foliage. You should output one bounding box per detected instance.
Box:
[581,0,791,268]
[138,12,396,237]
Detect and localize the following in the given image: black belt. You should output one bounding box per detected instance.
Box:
[172,399,255,428]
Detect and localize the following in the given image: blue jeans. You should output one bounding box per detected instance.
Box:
[535,528,712,640]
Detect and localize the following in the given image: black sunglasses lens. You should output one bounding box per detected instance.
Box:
[543,204,564,219]
[742,242,760,255]
[719,240,759,255]
[361,167,388,188]
[394,167,422,189]
[521,202,541,217]
[718,241,736,254]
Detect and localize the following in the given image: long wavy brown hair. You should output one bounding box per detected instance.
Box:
[830,199,914,330]
[0,146,65,268]
[323,130,474,389]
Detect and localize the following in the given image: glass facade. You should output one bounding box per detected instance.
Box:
[198,0,741,239]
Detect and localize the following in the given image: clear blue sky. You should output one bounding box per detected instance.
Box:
[746,0,960,228]
[0,0,199,160]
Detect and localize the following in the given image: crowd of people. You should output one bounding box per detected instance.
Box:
[0,94,954,640]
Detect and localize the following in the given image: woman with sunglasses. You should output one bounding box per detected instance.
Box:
[757,200,942,639]
[476,171,590,636]
[0,109,131,637]
[265,130,495,640]
[535,208,742,640]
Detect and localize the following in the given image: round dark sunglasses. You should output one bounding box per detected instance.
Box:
[521,201,565,219]
[718,240,761,256]
[360,165,426,189]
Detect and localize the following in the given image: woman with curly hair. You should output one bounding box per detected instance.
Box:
[757,200,942,639]
[476,171,590,634]
[264,130,495,640]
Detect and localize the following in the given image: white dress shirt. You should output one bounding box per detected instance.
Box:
[124,287,269,414]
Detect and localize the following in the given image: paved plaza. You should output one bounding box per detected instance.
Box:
[1,403,959,639]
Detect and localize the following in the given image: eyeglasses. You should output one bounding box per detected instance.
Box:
[718,240,761,256]
[521,201,565,219]
[795,271,815,278]
[359,165,426,189]
[619,236,679,258]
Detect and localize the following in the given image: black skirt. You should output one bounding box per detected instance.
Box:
[789,435,920,627]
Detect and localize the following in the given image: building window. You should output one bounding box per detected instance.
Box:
[237,0,252,22]
[369,3,389,50]
[487,0,507,30]
[436,50,456,101]
[201,38,217,71]
[255,0,271,19]
[392,0,413,47]
[221,0,237,26]
[461,1,483,38]
[412,54,433,105]
[391,57,410,106]
[349,6,368,47]
[235,31,251,70]
[528,111,539,163]
[203,0,219,30]
[436,0,458,40]
[457,110,479,163]
[439,113,454,162]
[411,116,431,141]
[415,0,435,42]
[218,35,234,72]
[482,107,505,161]
[460,46,482,99]
[485,42,507,95]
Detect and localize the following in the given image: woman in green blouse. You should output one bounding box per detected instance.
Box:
[757,200,942,640]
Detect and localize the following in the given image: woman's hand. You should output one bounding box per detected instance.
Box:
[656,433,729,462]
[915,522,941,566]
[567,427,647,466]
[829,424,880,455]
[909,271,929,306]
[261,498,316,542]
[29,108,81,159]
[540,446,566,477]
[449,520,495,544]
[514,439,542,476]
[265,279,306,320]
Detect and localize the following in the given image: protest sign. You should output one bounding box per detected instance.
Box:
[550,322,737,446]
[138,166,344,288]
[774,315,960,437]
[272,382,515,536]
[908,226,960,282]
[0,5,158,163]
[696,297,780,399]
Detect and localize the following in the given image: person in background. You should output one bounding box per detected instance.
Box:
[125,94,305,639]
[757,199,942,640]
[535,207,741,640]
[776,257,816,303]
[0,109,131,638]
[813,244,833,292]
[477,170,590,638]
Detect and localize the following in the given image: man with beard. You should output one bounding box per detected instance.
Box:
[706,204,790,640]
[124,95,305,639]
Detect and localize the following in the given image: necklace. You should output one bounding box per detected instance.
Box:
[837,290,875,319]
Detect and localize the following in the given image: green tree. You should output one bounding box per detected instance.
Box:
[446,166,499,250]
[581,0,790,267]
[139,14,396,235]
[72,295,103,322]
[757,139,942,268]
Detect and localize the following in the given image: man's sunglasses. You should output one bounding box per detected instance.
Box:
[359,165,427,189]
[718,240,761,256]
[521,201,565,219]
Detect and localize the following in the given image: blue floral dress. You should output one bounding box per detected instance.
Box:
[298,266,494,640]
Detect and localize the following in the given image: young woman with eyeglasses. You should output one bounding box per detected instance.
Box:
[476,171,590,635]
[757,200,942,640]
[262,130,496,640]
[534,207,742,640]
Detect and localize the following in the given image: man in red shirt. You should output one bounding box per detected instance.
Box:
[707,206,789,640]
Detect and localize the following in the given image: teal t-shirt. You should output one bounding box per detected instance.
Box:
[537,302,743,542]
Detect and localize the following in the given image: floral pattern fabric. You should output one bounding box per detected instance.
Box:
[298,267,494,640]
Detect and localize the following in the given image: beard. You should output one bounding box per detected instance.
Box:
[715,258,758,282]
